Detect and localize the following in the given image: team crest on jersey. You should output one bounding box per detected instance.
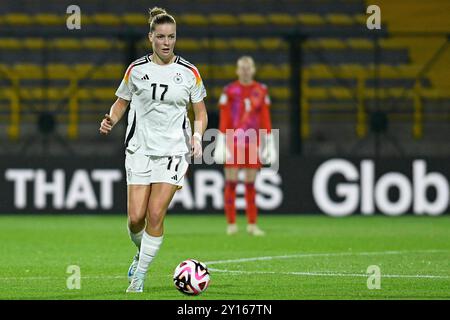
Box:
[173,73,183,84]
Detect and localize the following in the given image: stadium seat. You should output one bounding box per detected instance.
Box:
[176,39,202,51]
[304,87,329,99]
[0,38,21,50]
[23,38,45,50]
[346,39,374,50]
[81,38,115,50]
[229,38,259,51]
[13,64,43,79]
[122,13,147,26]
[91,14,121,26]
[259,38,287,50]
[238,14,265,26]
[270,87,290,100]
[209,14,239,26]
[297,14,325,26]
[34,14,64,25]
[179,14,209,26]
[91,87,116,100]
[325,14,354,26]
[202,38,228,50]
[258,64,290,80]
[267,14,296,26]
[46,64,75,79]
[329,87,354,99]
[210,65,236,80]
[3,13,33,25]
[49,38,81,50]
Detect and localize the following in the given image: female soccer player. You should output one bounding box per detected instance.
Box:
[99,7,208,293]
[214,56,276,236]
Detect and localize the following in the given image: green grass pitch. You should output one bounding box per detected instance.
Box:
[0,214,448,300]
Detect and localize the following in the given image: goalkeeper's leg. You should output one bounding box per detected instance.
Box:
[224,167,238,234]
[244,168,265,236]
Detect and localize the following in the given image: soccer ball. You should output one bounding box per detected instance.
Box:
[173,259,210,295]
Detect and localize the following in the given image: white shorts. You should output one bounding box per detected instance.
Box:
[125,150,189,188]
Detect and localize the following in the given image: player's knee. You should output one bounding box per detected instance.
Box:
[128,211,145,228]
[147,205,166,228]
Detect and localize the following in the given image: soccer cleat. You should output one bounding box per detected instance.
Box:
[126,275,144,293]
[247,224,265,236]
[226,224,238,235]
[127,252,139,283]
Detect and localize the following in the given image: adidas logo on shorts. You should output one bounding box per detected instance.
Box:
[171,174,178,181]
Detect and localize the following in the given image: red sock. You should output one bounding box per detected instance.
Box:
[224,181,237,224]
[245,183,257,224]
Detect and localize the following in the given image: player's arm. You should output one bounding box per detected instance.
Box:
[191,100,208,158]
[218,91,232,133]
[259,89,277,164]
[214,90,231,164]
[99,97,130,135]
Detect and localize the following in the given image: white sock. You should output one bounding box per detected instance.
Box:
[135,232,163,279]
[127,225,144,250]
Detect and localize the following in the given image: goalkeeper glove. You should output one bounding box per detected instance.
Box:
[259,133,277,165]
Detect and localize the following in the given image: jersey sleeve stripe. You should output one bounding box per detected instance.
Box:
[124,57,149,83]
[177,60,202,86]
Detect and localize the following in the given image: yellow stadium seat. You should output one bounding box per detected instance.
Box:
[258,64,290,80]
[270,87,290,100]
[297,14,325,25]
[0,39,21,50]
[238,14,265,26]
[230,38,258,51]
[92,87,116,100]
[267,14,296,26]
[23,38,45,50]
[209,14,239,26]
[304,87,329,99]
[50,38,81,50]
[325,14,354,26]
[122,13,147,26]
[180,14,209,26]
[210,65,236,80]
[176,39,202,51]
[338,64,366,78]
[19,88,43,100]
[396,65,422,77]
[91,14,121,25]
[74,64,95,77]
[307,65,335,78]
[346,38,374,50]
[259,38,287,50]
[46,64,74,79]
[202,39,228,50]
[98,64,123,79]
[81,38,113,50]
[329,87,354,99]
[3,14,33,25]
[34,14,64,25]
[315,38,346,49]
[353,14,367,25]
[13,64,43,79]
[75,88,92,100]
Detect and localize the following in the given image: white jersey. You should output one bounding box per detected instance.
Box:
[115,55,207,156]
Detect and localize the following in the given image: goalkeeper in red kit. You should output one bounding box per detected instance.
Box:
[214,56,277,236]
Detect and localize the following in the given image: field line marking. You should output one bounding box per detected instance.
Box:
[204,249,449,265]
[207,268,450,279]
[205,249,450,280]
